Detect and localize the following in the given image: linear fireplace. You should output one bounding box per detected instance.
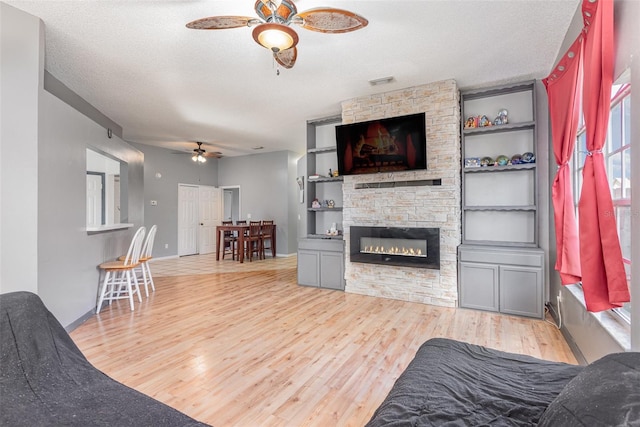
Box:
[350,226,440,269]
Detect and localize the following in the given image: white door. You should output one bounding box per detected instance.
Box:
[199,186,221,255]
[86,174,103,227]
[178,184,199,256]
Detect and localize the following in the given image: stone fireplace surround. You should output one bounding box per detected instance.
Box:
[341,79,461,307]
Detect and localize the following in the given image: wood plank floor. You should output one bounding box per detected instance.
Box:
[71,254,577,427]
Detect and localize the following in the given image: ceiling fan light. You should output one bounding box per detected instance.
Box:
[192,154,198,162]
[252,23,298,52]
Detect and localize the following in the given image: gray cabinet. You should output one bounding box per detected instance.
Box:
[459,262,499,312]
[459,246,543,318]
[297,249,320,287]
[500,265,543,318]
[298,238,345,290]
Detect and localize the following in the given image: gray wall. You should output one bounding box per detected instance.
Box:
[286,151,301,254]
[218,151,300,255]
[1,2,42,295]
[38,90,144,328]
[547,0,640,361]
[131,143,218,258]
[1,3,144,328]
[296,155,309,239]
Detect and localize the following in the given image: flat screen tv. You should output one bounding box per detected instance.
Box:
[336,113,427,176]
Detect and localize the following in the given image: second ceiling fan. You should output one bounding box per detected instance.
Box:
[186,0,368,69]
[191,142,222,163]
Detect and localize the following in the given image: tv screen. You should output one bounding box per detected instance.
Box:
[336,113,427,176]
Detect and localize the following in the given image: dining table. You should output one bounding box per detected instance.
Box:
[215,223,277,263]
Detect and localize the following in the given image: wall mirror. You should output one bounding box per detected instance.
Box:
[86,148,129,230]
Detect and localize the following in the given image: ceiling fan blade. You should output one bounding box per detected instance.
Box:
[203,151,223,158]
[295,8,368,33]
[186,16,259,30]
[275,47,297,69]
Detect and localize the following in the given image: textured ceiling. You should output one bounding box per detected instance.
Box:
[5,0,580,157]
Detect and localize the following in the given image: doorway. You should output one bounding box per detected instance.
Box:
[221,186,241,223]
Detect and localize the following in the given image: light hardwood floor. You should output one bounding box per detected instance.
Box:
[71,254,577,427]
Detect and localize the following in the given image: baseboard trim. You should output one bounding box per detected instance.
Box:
[548,303,587,365]
[150,255,179,262]
[65,308,95,333]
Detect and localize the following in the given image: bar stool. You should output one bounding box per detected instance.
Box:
[97,226,146,313]
[137,224,157,297]
[118,225,157,297]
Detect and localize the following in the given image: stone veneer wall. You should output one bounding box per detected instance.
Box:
[341,79,461,307]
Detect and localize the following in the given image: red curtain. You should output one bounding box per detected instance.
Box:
[579,0,630,311]
[543,35,583,285]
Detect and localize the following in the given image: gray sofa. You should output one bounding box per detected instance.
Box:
[0,291,210,426]
[366,338,640,426]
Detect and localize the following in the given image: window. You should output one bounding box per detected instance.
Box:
[86,148,128,230]
[573,82,632,321]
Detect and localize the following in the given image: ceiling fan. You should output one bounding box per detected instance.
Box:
[186,0,368,69]
[191,142,222,163]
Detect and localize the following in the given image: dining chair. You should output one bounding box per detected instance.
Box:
[260,220,275,258]
[246,221,263,261]
[221,220,237,260]
[96,226,146,313]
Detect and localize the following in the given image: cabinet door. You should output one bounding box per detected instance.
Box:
[499,265,543,318]
[320,251,344,290]
[297,250,320,287]
[459,262,499,312]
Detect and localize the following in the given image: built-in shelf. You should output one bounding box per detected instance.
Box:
[459,80,544,319]
[464,205,536,212]
[308,176,344,183]
[464,163,536,173]
[306,234,344,240]
[308,207,343,212]
[299,116,345,291]
[308,146,337,154]
[463,121,535,135]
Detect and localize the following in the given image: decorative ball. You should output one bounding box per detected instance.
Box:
[480,156,494,167]
[511,154,523,165]
[496,155,509,166]
[521,152,536,163]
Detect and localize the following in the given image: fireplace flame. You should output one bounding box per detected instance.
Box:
[363,245,424,257]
